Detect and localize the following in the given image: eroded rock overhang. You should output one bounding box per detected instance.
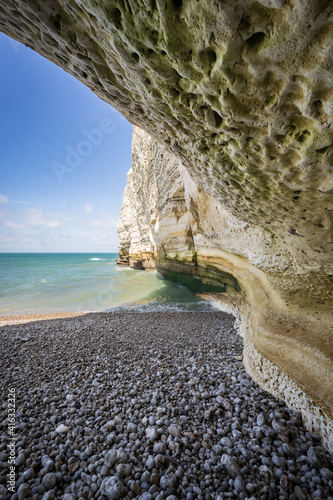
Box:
[118,126,333,450]
[0,1,332,449]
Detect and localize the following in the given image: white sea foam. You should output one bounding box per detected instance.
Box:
[90,258,105,261]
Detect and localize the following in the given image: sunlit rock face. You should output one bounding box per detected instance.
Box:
[1,1,332,448]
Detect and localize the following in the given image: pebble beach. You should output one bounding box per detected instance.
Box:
[1,311,332,500]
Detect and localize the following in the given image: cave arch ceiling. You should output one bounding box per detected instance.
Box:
[0,0,332,271]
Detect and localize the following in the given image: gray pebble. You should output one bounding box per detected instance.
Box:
[168,424,180,438]
[153,442,166,454]
[307,446,329,468]
[42,473,57,490]
[221,454,241,477]
[160,472,177,490]
[146,455,155,470]
[17,483,30,500]
[272,455,286,468]
[15,454,26,468]
[257,413,265,427]
[41,492,55,500]
[220,437,232,447]
[100,475,124,499]
[104,449,117,468]
[320,468,333,480]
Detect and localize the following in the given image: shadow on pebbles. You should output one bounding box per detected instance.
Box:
[0,312,332,500]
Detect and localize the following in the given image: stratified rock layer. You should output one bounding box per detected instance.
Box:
[0,1,332,448]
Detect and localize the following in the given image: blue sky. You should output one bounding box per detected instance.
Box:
[0,33,133,252]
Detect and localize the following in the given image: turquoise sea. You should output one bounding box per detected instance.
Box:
[0,253,217,315]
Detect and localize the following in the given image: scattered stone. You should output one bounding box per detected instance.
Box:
[42,472,57,490]
[257,413,265,427]
[321,468,333,481]
[220,437,232,448]
[104,449,117,468]
[146,455,155,470]
[116,463,132,478]
[146,427,158,441]
[160,472,177,490]
[15,454,26,467]
[234,475,245,492]
[42,492,55,500]
[221,455,241,477]
[100,475,124,499]
[55,424,69,434]
[17,483,30,500]
[307,446,329,468]
[280,474,293,490]
[168,424,180,438]
[153,442,166,454]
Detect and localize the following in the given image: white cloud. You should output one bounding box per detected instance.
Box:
[85,202,92,213]
[0,204,119,252]
[0,194,9,204]
[0,195,30,205]
[87,215,117,228]
[90,219,103,227]
[0,237,14,242]
[26,208,61,228]
[5,220,25,230]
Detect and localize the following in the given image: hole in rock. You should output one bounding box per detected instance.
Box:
[246,31,266,48]
[207,49,217,63]
[214,111,223,127]
[51,14,61,32]
[316,145,330,155]
[296,130,310,143]
[108,8,122,29]
[171,0,183,11]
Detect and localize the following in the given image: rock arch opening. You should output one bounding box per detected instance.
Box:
[1,0,332,450]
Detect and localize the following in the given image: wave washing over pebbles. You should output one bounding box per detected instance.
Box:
[1,312,333,500]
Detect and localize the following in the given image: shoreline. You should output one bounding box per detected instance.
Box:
[0,293,220,326]
[0,312,87,326]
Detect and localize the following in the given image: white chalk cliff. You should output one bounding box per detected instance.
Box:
[118,126,333,452]
[0,0,332,450]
